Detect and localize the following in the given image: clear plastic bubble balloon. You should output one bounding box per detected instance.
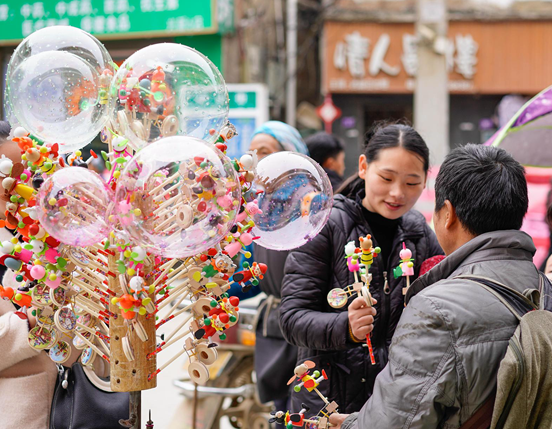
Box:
[109,43,229,150]
[36,167,113,246]
[251,152,333,251]
[113,136,240,258]
[6,26,114,153]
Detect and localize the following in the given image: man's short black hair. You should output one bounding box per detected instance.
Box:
[435,144,528,236]
[305,132,345,166]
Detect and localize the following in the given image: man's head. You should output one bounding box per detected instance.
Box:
[305,132,345,177]
[434,144,528,255]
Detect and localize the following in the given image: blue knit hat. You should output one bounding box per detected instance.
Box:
[252,121,309,155]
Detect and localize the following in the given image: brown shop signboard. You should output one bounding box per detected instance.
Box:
[323,21,552,95]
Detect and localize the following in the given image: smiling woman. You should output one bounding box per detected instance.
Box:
[280,122,444,414]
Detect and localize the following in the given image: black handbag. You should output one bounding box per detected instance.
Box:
[50,362,130,429]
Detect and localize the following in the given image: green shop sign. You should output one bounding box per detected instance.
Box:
[0,0,234,45]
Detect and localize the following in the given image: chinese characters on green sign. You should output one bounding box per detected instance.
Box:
[0,0,235,44]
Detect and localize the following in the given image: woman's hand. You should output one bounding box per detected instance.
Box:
[329,413,349,429]
[348,296,377,341]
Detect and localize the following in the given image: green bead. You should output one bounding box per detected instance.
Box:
[210,300,217,308]
[219,333,227,340]
[252,279,259,286]
[200,161,208,168]
[15,275,23,282]
[10,195,17,203]
[18,198,25,204]
[229,315,237,323]
[313,370,320,378]
[153,91,164,102]
[43,162,52,170]
[46,264,56,271]
[293,385,301,393]
[20,173,28,181]
[31,309,36,316]
[242,262,250,269]
[17,222,25,229]
[57,258,67,268]
[204,318,211,326]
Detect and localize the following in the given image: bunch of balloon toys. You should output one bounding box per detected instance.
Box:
[0,25,333,394]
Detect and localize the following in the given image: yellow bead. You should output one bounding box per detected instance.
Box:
[34,259,42,265]
[49,198,57,206]
[123,250,131,258]
[111,297,119,305]
[21,154,27,161]
[127,268,136,276]
[138,307,147,316]
[148,285,155,294]
[75,150,82,157]
[49,274,57,281]
[133,209,142,216]
[14,245,22,253]
[10,238,18,244]
[244,252,252,258]
[113,170,121,179]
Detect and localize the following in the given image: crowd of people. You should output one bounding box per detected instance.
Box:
[1,115,552,428]
[240,120,552,428]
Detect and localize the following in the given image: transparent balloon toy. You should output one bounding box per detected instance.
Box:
[109,43,229,150]
[5,26,115,153]
[251,152,333,251]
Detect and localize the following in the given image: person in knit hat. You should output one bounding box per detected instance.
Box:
[249,120,309,159]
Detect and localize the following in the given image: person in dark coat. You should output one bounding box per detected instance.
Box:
[305,132,346,190]
[280,123,444,414]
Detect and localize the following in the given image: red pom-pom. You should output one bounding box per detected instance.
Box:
[419,255,446,276]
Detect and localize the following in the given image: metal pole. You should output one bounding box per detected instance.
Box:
[286,0,298,126]
[414,0,449,164]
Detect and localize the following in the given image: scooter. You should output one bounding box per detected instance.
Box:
[173,299,273,429]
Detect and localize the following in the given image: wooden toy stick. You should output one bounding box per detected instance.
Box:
[149,172,181,195]
[156,329,190,352]
[360,287,376,366]
[153,182,181,202]
[164,313,193,343]
[149,259,179,290]
[155,283,191,312]
[313,387,330,405]
[74,185,105,205]
[155,302,195,329]
[148,348,188,381]
[75,331,110,360]
[153,214,177,232]
[164,292,193,320]
[71,278,103,300]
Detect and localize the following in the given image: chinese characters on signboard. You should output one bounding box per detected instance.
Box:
[0,0,217,43]
[334,31,478,79]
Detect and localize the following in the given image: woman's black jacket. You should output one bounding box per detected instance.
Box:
[280,193,443,413]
